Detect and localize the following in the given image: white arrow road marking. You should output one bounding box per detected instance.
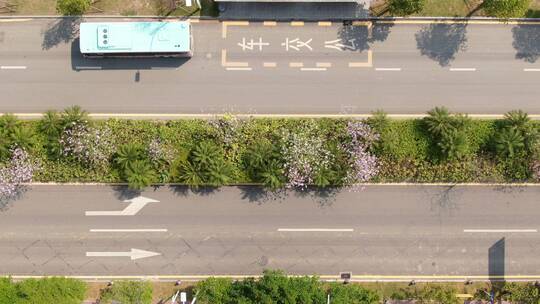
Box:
[86,248,161,260]
[85,196,159,216]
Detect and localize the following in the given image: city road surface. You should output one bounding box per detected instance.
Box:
[1,184,539,278]
[1,19,540,114]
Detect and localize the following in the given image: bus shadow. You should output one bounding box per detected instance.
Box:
[70,39,189,71]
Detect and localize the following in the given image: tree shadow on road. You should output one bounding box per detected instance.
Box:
[0,185,29,212]
[337,22,394,52]
[415,23,468,67]
[42,17,80,50]
[512,24,540,63]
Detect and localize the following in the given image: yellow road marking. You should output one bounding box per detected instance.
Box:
[263,62,277,68]
[353,21,372,29]
[349,50,373,68]
[189,19,200,23]
[378,19,540,25]
[456,294,474,298]
[289,62,304,68]
[291,21,304,26]
[318,21,332,27]
[0,19,32,23]
[222,21,249,39]
[263,21,277,26]
[316,62,332,68]
[220,49,249,67]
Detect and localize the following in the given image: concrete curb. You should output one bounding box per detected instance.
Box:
[6,113,540,120]
[25,182,540,187]
[6,274,540,282]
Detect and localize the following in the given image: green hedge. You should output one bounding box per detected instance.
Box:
[1,107,539,188]
[0,277,86,304]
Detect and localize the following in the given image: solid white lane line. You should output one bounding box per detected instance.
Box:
[226,67,252,71]
[1,66,26,70]
[524,68,540,72]
[278,228,354,232]
[464,229,537,233]
[300,68,327,71]
[450,68,476,72]
[90,229,168,232]
[375,68,401,71]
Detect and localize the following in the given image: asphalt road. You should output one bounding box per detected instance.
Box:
[1,19,540,114]
[1,184,540,278]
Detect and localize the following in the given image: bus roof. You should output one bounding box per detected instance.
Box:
[79,22,191,54]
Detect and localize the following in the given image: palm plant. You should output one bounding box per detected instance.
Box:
[0,114,19,134]
[62,105,89,127]
[504,110,530,130]
[124,160,156,190]
[115,143,144,171]
[192,141,221,169]
[438,129,468,160]
[207,161,232,186]
[40,110,63,137]
[260,160,285,190]
[177,161,204,187]
[424,107,454,137]
[495,127,525,158]
[366,109,389,133]
[10,125,36,151]
[243,140,279,180]
[0,131,11,160]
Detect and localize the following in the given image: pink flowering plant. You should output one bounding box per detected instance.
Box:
[343,121,380,185]
[59,122,115,169]
[209,114,243,147]
[0,147,38,201]
[280,120,332,189]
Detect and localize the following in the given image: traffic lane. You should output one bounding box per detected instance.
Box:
[1,185,540,235]
[1,232,537,276]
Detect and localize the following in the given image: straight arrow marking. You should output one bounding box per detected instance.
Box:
[86,248,161,260]
[85,196,159,216]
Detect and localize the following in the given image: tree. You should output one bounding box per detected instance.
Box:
[115,143,145,171]
[483,0,531,19]
[124,160,156,190]
[195,278,233,304]
[99,281,153,304]
[495,127,525,158]
[56,0,91,15]
[388,0,426,16]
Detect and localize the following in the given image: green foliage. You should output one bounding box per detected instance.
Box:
[243,139,285,189]
[99,281,153,304]
[0,114,19,134]
[56,0,91,15]
[10,125,36,151]
[12,277,86,304]
[501,282,540,303]
[483,0,531,18]
[0,278,17,304]
[39,110,63,138]
[196,277,233,304]
[392,284,459,304]
[366,110,389,134]
[115,143,146,171]
[438,129,468,161]
[328,283,380,304]
[424,107,471,161]
[494,127,525,158]
[61,105,89,127]
[125,160,156,190]
[388,0,426,15]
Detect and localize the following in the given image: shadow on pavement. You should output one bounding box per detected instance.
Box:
[338,22,394,52]
[70,39,189,71]
[415,23,468,67]
[512,24,540,63]
[42,17,80,50]
[489,238,506,300]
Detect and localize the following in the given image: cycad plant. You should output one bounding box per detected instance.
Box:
[0,114,19,134]
[124,160,156,190]
[424,107,454,138]
[494,127,525,159]
[438,129,468,161]
[115,143,145,171]
[40,110,63,138]
[62,105,89,127]
[10,125,36,151]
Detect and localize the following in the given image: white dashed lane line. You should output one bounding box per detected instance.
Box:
[450,68,477,72]
[226,67,252,71]
[524,68,540,72]
[464,229,537,233]
[300,68,327,71]
[1,66,27,70]
[375,68,402,71]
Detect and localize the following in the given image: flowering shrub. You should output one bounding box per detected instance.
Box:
[0,148,37,200]
[148,138,175,164]
[532,160,540,181]
[59,123,114,169]
[281,121,331,189]
[344,121,380,184]
[209,115,242,147]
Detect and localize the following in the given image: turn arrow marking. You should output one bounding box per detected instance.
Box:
[86,248,161,260]
[85,196,159,216]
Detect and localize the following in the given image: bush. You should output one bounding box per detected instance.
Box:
[328,283,380,304]
[99,281,153,304]
[483,0,531,18]
[56,0,91,15]
[388,0,426,15]
[13,277,86,304]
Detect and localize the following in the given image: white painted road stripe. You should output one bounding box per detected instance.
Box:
[75,66,102,70]
[278,228,354,232]
[450,68,476,72]
[375,68,402,71]
[226,67,252,71]
[524,68,540,72]
[464,229,537,233]
[300,68,327,71]
[90,229,168,232]
[1,66,26,70]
